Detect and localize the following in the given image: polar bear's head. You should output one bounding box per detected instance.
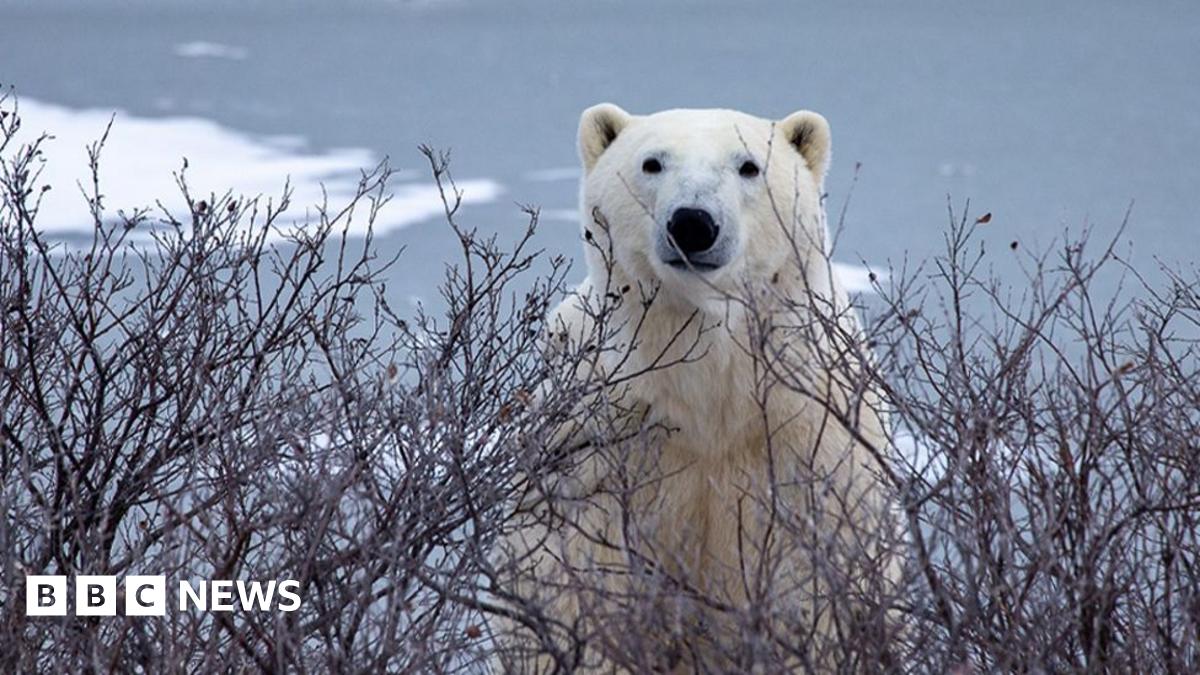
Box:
[577,104,832,306]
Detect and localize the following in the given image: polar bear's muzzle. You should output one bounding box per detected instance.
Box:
[659,207,732,272]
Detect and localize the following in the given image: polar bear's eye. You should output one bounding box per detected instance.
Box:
[739,160,760,178]
[642,158,663,174]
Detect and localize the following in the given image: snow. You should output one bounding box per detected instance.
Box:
[6,98,502,242]
[173,41,249,61]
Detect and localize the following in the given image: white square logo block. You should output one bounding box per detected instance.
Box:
[26,575,67,616]
[124,575,167,616]
[76,575,118,616]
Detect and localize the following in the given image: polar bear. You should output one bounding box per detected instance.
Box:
[494,105,896,673]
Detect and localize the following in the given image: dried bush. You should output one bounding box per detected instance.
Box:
[1,91,1197,672]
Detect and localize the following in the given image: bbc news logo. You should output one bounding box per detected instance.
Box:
[26,576,302,616]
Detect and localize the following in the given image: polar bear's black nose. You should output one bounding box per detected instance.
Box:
[667,208,719,256]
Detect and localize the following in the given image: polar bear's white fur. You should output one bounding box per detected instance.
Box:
[497,105,894,672]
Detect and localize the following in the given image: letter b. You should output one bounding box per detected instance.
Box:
[26,576,66,616]
[76,575,117,616]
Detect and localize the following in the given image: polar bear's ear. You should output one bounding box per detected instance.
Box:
[779,110,832,185]
[579,103,633,172]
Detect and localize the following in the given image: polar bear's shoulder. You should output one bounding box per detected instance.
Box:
[542,277,597,359]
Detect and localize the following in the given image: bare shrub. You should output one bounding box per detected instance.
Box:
[0,90,578,672]
[869,208,1200,672]
[2,90,1197,672]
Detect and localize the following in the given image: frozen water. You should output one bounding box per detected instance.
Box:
[2,0,1196,296]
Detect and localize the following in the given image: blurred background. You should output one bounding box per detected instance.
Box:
[2,0,1198,303]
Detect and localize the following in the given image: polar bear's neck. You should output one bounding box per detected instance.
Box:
[612,283,764,459]
[601,257,852,462]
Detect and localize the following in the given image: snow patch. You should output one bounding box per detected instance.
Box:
[173,41,250,61]
[832,262,887,293]
[523,167,580,182]
[539,208,580,222]
[6,98,502,241]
